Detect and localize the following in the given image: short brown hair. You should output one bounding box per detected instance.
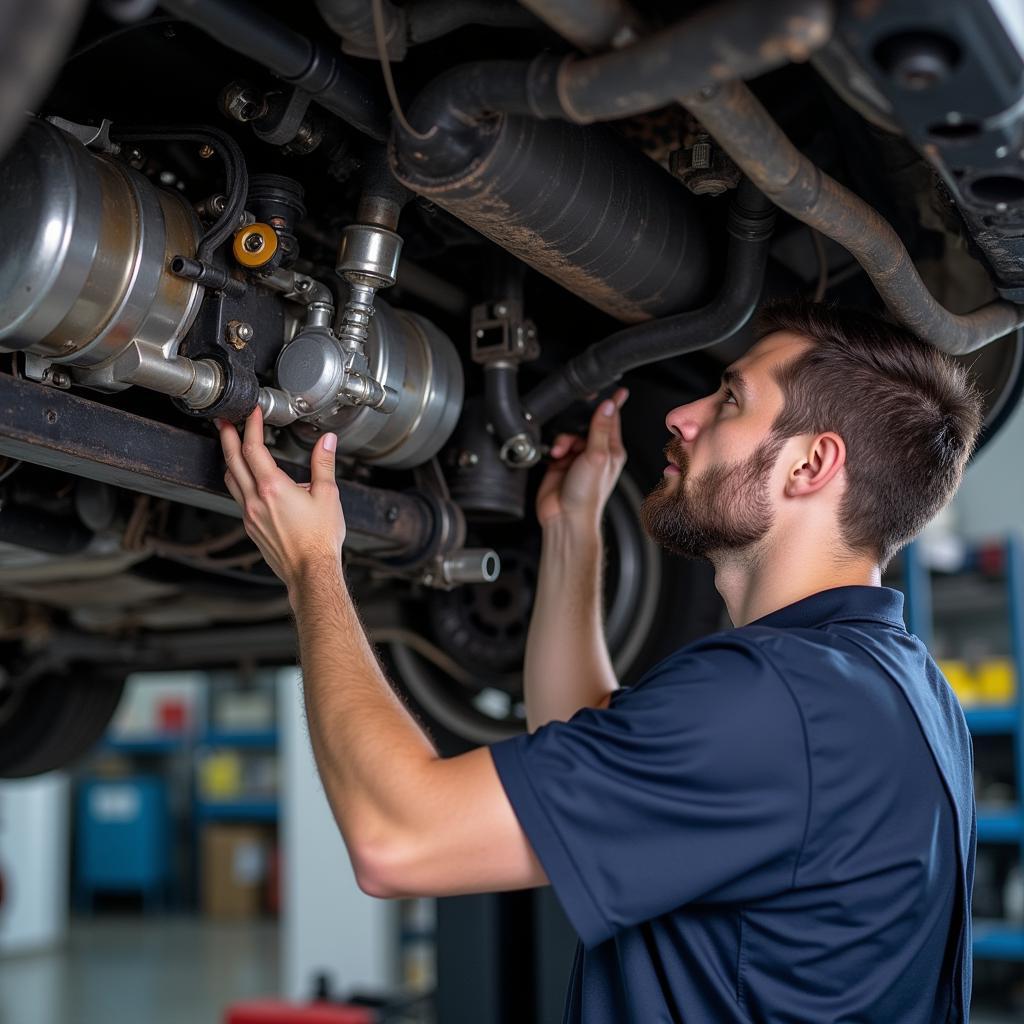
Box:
[755,299,984,568]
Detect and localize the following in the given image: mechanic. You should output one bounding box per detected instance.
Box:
[218,298,983,1023]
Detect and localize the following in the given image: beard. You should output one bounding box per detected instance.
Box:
[639,434,785,560]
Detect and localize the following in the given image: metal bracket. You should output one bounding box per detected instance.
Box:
[253,86,314,147]
[0,372,437,559]
[46,116,119,154]
[470,300,540,364]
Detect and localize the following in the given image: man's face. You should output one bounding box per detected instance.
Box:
[640,333,810,560]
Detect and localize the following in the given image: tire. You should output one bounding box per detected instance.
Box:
[0,667,126,777]
[382,378,726,754]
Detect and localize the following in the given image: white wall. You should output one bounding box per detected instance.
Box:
[0,774,69,956]
[953,398,1024,542]
[278,667,396,1002]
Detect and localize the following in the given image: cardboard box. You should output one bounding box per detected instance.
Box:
[201,823,270,920]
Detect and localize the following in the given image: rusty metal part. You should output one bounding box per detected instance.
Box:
[685,80,1024,355]
[0,371,459,564]
[224,320,254,350]
[534,0,834,123]
[670,133,741,196]
[518,0,644,51]
[392,109,708,322]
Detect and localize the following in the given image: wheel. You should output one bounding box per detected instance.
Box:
[0,667,126,777]
[383,379,726,754]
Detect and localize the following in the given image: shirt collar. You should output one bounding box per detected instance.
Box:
[747,585,906,632]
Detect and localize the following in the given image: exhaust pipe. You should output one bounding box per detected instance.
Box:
[684,80,1024,355]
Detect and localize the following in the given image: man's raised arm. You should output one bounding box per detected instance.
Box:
[523,388,629,731]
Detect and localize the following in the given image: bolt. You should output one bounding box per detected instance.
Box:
[242,231,264,253]
[690,140,712,170]
[45,409,58,425]
[494,303,508,317]
[51,371,71,388]
[475,329,485,339]
[225,320,254,350]
[457,450,479,468]
[294,397,310,412]
[126,147,143,164]
[158,171,176,186]
[996,145,1009,159]
[386,506,400,522]
[62,340,76,352]
[198,144,215,159]
[296,279,311,292]
[223,83,266,123]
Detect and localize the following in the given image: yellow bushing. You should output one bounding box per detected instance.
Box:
[232,222,278,267]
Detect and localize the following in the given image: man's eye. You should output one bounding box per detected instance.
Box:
[721,389,737,406]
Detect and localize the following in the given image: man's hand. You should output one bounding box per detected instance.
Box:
[536,387,629,531]
[217,405,345,590]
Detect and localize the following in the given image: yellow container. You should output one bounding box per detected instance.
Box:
[975,658,1015,704]
[199,751,243,799]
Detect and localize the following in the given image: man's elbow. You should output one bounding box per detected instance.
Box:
[351,835,414,900]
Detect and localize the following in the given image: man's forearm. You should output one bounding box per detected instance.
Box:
[288,561,439,860]
[523,519,618,731]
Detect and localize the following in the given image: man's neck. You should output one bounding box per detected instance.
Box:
[711,538,882,628]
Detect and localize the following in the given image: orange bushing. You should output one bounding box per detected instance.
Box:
[232,223,278,267]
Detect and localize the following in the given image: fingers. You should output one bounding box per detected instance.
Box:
[223,469,244,507]
[216,418,256,501]
[242,406,283,489]
[548,432,579,460]
[310,431,338,492]
[586,386,629,455]
[607,387,629,452]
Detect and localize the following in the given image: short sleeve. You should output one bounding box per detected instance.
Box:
[489,636,809,948]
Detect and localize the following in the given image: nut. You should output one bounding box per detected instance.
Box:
[223,83,267,124]
[225,320,254,350]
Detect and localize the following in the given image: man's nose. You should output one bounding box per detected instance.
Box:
[665,400,703,443]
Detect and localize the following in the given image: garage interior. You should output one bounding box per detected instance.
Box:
[1,0,1024,1021]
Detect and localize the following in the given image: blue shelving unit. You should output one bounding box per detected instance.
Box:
[902,536,1024,960]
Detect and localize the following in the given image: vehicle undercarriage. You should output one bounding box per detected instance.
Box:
[0,0,1022,772]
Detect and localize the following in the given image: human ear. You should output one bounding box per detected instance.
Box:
[784,433,845,497]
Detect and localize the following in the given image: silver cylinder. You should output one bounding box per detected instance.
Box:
[0,118,204,368]
[314,300,464,469]
[441,549,502,585]
[337,224,403,288]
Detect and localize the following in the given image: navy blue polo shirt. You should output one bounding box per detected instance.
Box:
[490,585,976,1023]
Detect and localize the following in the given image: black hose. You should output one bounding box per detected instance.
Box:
[396,57,562,178]
[523,182,776,425]
[161,0,388,141]
[110,126,247,262]
[405,0,539,44]
[484,362,537,447]
[392,0,832,139]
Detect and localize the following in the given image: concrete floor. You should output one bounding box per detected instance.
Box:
[0,916,1015,1023]
[0,916,279,1024]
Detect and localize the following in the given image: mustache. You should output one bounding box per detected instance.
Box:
[663,438,689,472]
